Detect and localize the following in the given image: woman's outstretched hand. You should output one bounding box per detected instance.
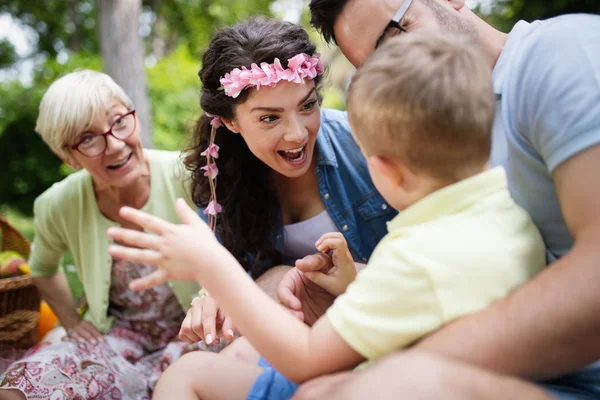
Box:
[107,198,224,291]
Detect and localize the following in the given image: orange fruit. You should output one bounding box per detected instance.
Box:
[37,300,59,342]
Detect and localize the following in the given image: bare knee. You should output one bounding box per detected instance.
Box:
[154,352,221,399]
[220,337,260,364]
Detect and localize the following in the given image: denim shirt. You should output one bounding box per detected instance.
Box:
[199,108,398,273]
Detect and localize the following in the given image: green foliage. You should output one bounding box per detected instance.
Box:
[0,53,102,215]
[0,0,98,57]
[0,40,17,68]
[148,44,202,151]
[149,0,274,56]
[485,0,600,32]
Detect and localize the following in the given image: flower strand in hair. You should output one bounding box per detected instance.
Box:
[201,53,324,231]
[202,112,222,231]
[220,53,325,98]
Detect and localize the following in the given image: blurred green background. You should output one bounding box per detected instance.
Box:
[0,0,598,298]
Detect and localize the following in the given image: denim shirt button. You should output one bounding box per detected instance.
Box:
[362,257,367,262]
[323,193,330,200]
[381,204,388,210]
[276,234,282,239]
[342,224,349,232]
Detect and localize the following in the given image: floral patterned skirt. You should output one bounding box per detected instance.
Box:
[0,326,220,400]
[0,259,222,399]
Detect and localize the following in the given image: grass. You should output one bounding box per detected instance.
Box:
[1,206,84,301]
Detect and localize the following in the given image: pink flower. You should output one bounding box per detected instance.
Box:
[219,53,325,98]
[201,163,219,180]
[204,200,222,215]
[205,113,223,128]
[201,143,220,159]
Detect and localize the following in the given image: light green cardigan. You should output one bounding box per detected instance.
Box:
[29,149,201,333]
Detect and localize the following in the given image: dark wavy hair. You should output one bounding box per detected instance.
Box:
[185,18,323,278]
[309,0,351,44]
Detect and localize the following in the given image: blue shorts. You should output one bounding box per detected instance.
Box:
[539,361,600,399]
[247,357,299,400]
[245,358,600,399]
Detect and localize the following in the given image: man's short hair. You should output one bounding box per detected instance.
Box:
[309,0,350,44]
[36,69,133,160]
[348,31,495,183]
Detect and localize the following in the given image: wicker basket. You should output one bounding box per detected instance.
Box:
[0,215,40,350]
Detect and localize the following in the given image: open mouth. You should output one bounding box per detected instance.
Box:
[278,144,307,164]
[107,153,133,170]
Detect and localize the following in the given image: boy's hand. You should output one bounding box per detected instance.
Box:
[299,232,357,296]
[107,198,223,290]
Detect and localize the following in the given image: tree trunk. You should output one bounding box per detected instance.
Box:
[98,0,153,148]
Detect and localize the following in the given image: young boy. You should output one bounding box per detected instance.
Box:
[107,31,546,399]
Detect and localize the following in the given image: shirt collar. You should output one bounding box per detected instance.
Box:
[388,167,508,231]
[493,20,532,96]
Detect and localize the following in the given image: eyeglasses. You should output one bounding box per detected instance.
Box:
[375,0,414,49]
[71,110,136,157]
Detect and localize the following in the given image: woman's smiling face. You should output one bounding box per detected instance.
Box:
[227,80,321,179]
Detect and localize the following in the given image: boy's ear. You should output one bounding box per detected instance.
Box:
[368,155,403,188]
[222,119,240,134]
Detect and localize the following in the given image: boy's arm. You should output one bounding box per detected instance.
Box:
[202,250,364,382]
[202,243,441,383]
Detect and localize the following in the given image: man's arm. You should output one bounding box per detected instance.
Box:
[256,265,292,300]
[416,144,600,379]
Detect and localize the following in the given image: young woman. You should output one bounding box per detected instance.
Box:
[173,17,397,347]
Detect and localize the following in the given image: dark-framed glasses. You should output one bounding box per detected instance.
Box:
[71,109,136,157]
[375,0,414,49]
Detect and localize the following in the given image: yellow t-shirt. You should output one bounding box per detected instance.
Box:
[327,167,546,360]
[29,149,200,333]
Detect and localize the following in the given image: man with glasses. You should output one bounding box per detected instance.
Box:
[278,1,600,399]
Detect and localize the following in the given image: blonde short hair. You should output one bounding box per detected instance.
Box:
[347,31,495,183]
[35,69,133,159]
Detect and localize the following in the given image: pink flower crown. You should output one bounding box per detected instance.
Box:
[219,53,325,98]
[201,53,324,230]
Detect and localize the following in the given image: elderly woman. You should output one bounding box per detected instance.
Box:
[0,70,205,399]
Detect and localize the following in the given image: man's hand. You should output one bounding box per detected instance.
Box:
[277,253,337,326]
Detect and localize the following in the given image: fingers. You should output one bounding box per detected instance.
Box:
[175,198,202,226]
[179,309,199,343]
[295,253,333,274]
[107,227,162,251]
[315,232,348,254]
[119,206,171,235]
[129,269,169,291]
[109,244,162,266]
[221,316,236,341]
[277,280,302,311]
[304,271,342,296]
[69,321,104,345]
[201,296,218,345]
[87,322,105,343]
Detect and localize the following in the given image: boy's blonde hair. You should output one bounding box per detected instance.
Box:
[347,31,495,183]
[35,69,133,160]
